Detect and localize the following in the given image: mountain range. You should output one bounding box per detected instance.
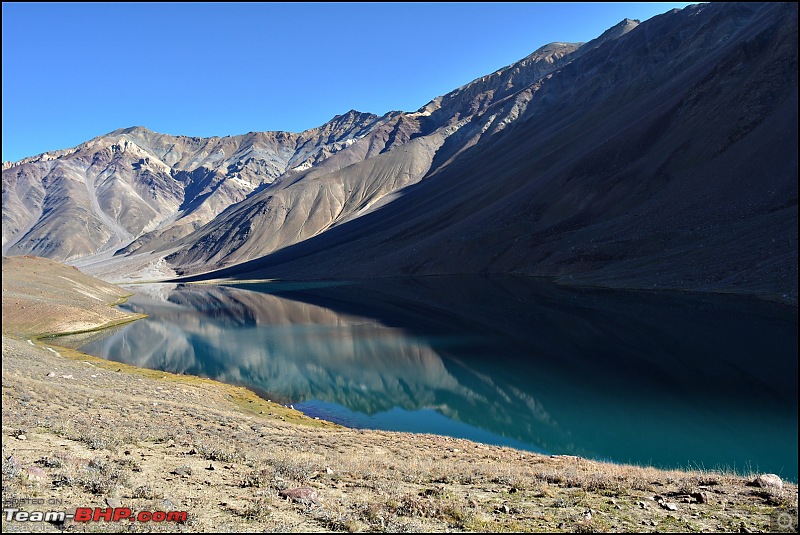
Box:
[3,2,797,303]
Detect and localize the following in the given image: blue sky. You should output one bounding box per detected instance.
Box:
[2,2,693,163]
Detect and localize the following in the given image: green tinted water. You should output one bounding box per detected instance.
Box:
[63,276,797,480]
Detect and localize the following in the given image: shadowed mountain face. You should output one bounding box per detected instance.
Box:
[3,3,797,302]
[183,3,797,303]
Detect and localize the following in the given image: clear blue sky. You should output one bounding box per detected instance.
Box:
[2,2,693,163]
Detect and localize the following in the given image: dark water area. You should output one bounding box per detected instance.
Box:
[58,276,798,481]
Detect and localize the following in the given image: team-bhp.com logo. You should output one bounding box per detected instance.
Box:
[772,511,798,532]
[4,507,187,524]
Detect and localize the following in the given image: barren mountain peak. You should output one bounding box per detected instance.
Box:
[118,125,152,134]
[173,3,796,304]
[2,3,796,304]
[578,16,641,53]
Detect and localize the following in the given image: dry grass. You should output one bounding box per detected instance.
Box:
[4,333,798,533]
[3,338,797,532]
[3,336,797,532]
[2,256,797,532]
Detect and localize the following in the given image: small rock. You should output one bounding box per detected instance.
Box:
[171,465,192,476]
[279,486,318,504]
[205,463,215,471]
[46,372,56,377]
[662,502,678,511]
[650,520,657,526]
[26,466,46,480]
[754,474,783,490]
[16,434,26,441]
[326,467,334,475]
[5,455,21,471]
[105,498,122,509]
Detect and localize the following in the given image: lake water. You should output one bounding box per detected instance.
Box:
[57,276,798,481]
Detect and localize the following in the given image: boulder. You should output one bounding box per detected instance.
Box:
[754,474,783,490]
[278,486,318,504]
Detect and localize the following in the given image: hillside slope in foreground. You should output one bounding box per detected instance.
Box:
[2,256,796,532]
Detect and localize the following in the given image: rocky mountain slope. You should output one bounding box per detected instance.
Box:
[3,3,797,302]
[1,16,611,275]
[181,2,798,303]
[2,111,389,262]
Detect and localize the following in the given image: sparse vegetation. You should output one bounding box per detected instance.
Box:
[4,329,798,532]
[2,256,797,532]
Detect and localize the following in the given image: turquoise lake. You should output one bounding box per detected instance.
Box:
[60,276,798,481]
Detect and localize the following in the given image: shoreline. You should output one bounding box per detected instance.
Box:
[2,256,797,532]
[161,270,798,308]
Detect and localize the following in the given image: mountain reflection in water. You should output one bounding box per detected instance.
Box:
[60,276,798,480]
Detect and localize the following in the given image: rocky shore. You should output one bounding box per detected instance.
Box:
[2,256,796,532]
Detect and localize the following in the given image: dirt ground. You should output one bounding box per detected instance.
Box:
[2,256,797,532]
